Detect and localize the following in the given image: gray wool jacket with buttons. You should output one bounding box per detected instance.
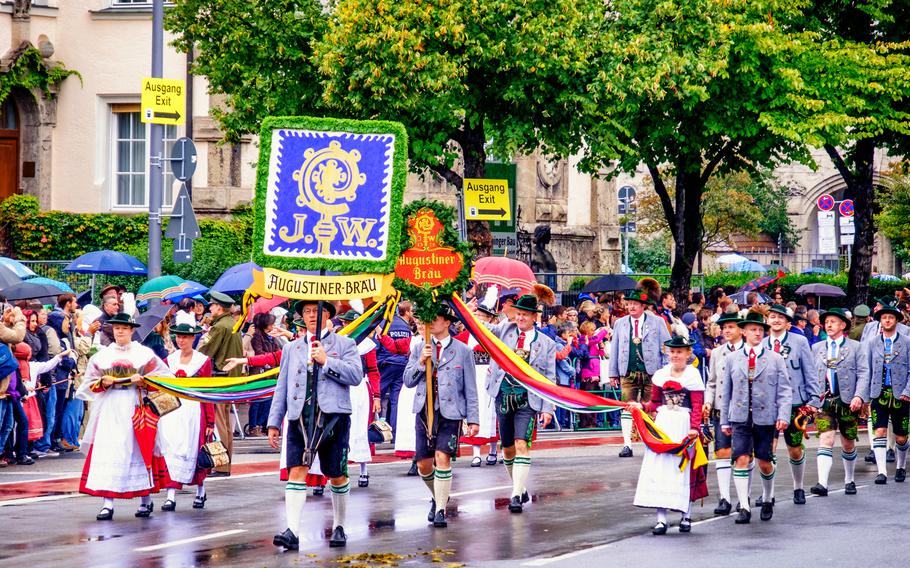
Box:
[403,336,479,424]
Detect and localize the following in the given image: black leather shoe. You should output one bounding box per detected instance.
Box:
[713,498,732,516]
[486,453,498,465]
[358,474,369,488]
[845,481,857,495]
[433,509,447,528]
[312,485,324,496]
[896,468,907,483]
[193,495,207,509]
[508,495,523,513]
[755,495,763,507]
[793,489,806,505]
[679,518,691,533]
[16,457,34,466]
[618,446,633,458]
[135,502,154,518]
[651,522,667,535]
[209,471,231,478]
[407,462,419,476]
[760,501,773,521]
[810,483,828,496]
[875,473,887,485]
[96,507,113,521]
[161,499,176,511]
[887,448,896,463]
[734,509,751,524]
[427,499,436,523]
[865,449,876,464]
[521,491,530,504]
[329,526,347,548]
[273,528,299,550]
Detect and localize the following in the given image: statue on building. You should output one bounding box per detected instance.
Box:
[530,225,558,290]
[13,0,31,19]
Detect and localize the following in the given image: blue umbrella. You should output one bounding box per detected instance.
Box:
[801,266,835,275]
[26,277,74,294]
[165,280,209,302]
[872,273,902,282]
[0,257,36,279]
[727,260,767,273]
[211,261,261,294]
[64,250,148,276]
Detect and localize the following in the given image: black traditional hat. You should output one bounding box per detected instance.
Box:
[292,299,337,319]
[664,335,696,348]
[107,312,141,328]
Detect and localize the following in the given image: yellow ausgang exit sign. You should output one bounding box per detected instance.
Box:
[463,178,511,221]
[140,77,186,125]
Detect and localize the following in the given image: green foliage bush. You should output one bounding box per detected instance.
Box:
[702,273,908,308]
[0,195,253,287]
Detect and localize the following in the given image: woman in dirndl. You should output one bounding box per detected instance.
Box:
[630,335,706,535]
[159,323,216,511]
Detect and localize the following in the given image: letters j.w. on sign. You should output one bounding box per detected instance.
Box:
[395,208,464,287]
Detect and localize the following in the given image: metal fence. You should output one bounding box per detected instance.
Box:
[533,272,707,307]
[19,260,96,295]
[722,249,852,274]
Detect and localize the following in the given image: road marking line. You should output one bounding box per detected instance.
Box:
[450,485,512,498]
[522,542,616,566]
[0,473,82,483]
[0,494,88,507]
[134,529,247,552]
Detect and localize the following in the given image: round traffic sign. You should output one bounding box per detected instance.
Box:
[169,137,197,182]
[839,199,854,217]
[618,185,636,202]
[817,193,835,211]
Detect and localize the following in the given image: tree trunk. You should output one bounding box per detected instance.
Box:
[461,120,492,257]
[668,169,703,309]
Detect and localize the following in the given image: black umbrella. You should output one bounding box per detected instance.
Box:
[581,274,638,294]
[795,283,846,297]
[135,303,174,343]
[1,281,69,301]
[0,264,24,290]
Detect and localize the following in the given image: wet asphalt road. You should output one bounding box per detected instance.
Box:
[1,437,903,568]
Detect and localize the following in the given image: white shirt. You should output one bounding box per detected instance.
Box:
[630,314,645,338]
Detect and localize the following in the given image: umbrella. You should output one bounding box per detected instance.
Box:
[872,273,902,282]
[727,260,767,273]
[211,261,261,294]
[740,269,786,292]
[0,257,36,279]
[163,280,209,302]
[717,253,751,265]
[801,266,835,275]
[581,274,638,294]
[0,264,24,289]
[795,283,846,297]
[0,281,71,301]
[64,250,148,276]
[135,303,174,343]
[473,257,536,293]
[25,276,74,294]
[727,290,771,305]
[246,295,290,322]
[136,275,189,301]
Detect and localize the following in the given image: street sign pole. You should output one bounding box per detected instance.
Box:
[148,0,164,280]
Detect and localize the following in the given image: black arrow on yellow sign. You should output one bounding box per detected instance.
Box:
[477,208,507,217]
[154,110,181,120]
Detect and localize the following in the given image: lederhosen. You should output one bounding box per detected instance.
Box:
[286,338,350,479]
[416,338,462,458]
[767,334,809,448]
[815,338,859,441]
[496,329,538,448]
[730,349,776,462]
[870,334,910,437]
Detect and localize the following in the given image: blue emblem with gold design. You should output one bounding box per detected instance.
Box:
[254,117,408,273]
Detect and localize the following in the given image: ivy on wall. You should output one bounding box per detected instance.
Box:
[0,46,80,105]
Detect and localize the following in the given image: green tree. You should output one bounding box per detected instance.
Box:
[628,233,671,274]
[316,0,598,254]
[876,168,910,264]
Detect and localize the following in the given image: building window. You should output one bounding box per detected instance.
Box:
[111,105,179,209]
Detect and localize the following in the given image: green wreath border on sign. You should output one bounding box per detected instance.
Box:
[253,115,408,274]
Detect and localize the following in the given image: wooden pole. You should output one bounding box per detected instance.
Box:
[425,324,434,435]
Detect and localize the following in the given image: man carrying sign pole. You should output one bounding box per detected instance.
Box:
[267,299,363,549]
[403,304,479,527]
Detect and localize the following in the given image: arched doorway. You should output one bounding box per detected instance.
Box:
[0,98,20,200]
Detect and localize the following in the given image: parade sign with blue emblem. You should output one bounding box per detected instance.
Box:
[254,117,408,273]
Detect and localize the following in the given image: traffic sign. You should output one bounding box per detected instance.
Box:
[165,184,200,263]
[817,193,835,211]
[839,199,855,217]
[168,137,197,182]
[463,178,512,221]
[141,77,186,125]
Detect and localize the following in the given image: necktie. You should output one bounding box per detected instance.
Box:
[774,339,781,353]
[748,348,757,370]
[634,319,639,339]
[517,331,526,350]
[884,337,893,387]
[435,340,443,364]
[828,340,839,395]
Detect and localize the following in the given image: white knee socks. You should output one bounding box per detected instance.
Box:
[732,467,751,511]
[817,447,834,488]
[434,468,453,513]
[842,449,857,484]
[715,461,732,502]
[512,456,531,498]
[421,470,435,497]
[620,410,633,447]
[789,453,805,490]
[330,481,350,530]
[897,441,910,469]
[285,481,307,536]
[873,437,888,475]
[760,466,776,501]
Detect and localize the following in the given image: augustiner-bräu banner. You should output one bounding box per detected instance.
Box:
[249,267,396,301]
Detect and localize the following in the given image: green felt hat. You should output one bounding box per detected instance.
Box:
[626,290,653,305]
[738,311,770,331]
[513,294,541,313]
[208,290,236,308]
[107,312,141,328]
[664,335,696,348]
[716,312,742,326]
[768,303,793,322]
[169,323,204,335]
[820,307,852,329]
[873,298,903,322]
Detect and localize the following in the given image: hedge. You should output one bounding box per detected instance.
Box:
[0,195,254,288]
